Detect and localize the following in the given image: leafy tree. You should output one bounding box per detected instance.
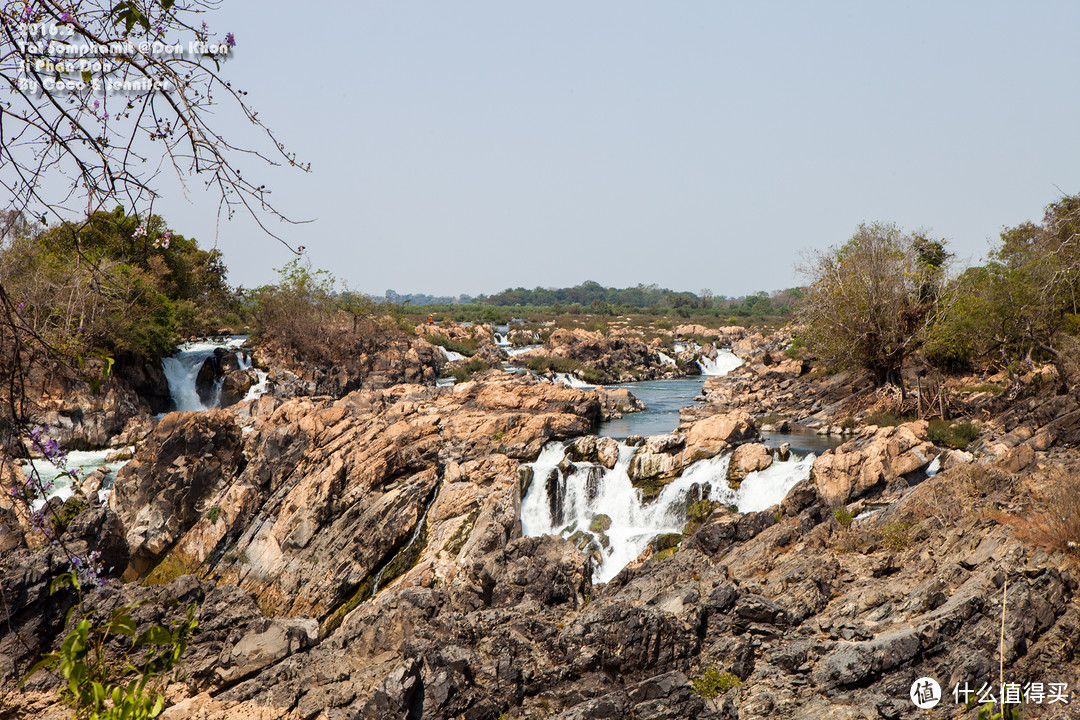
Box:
[927,193,1080,388]
[797,222,949,389]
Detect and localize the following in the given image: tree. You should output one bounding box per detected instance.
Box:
[927,193,1080,389]
[2,1,305,236]
[797,222,949,390]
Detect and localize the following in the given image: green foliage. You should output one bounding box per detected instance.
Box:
[834,507,855,527]
[691,668,743,698]
[797,223,949,386]
[876,520,914,551]
[865,411,912,427]
[840,417,856,430]
[52,496,89,536]
[428,335,478,357]
[525,356,611,385]
[961,383,1004,395]
[928,193,1080,386]
[451,358,490,382]
[927,419,979,450]
[23,573,197,720]
[251,260,392,365]
[204,506,221,524]
[0,209,234,360]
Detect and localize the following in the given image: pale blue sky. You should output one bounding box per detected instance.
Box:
[157,1,1080,298]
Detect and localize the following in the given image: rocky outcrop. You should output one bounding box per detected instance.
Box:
[109,377,601,621]
[514,328,680,383]
[11,334,1080,720]
[812,421,937,505]
[10,355,168,451]
[109,409,245,575]
[255,336,441,399]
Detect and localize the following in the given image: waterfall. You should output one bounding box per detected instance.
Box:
[555,373,594,389]
[697,348,743,376]
[506,344,541,357]
[657,350,677,366]
[439,346,467,362]
[160,337,267,413]
[493,332,511,347]
[521,441,815,582]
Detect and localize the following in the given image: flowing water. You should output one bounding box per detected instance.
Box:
[160,337,268,413]
[521,441,816,582]
[596,377,708,439]
[23,449,131,510]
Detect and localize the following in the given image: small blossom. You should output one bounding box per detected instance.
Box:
[16,302,24,313]
[133,223,146,238]
[60,11,71,22]
[225,32,236,48]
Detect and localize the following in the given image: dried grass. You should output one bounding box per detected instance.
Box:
[997,474,1080,557]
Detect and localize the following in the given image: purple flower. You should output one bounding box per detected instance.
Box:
[201,22,208,32]
[16,302,24,313]
[60,11,71,22]
[225,32,236,48]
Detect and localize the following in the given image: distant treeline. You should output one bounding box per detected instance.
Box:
[386,281,803,317]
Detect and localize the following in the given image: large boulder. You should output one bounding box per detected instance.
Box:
[684,410,758,456]
[728,442,773,481]
[109,409,244,575]
[812,421,936,505]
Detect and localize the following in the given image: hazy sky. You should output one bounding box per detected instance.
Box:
[155,1,1080,299]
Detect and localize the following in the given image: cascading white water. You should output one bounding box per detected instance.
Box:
[506,344,542,357]
[555,373,594,389]
[697,348,743,376]
[657,350,677,366]
[521,441,815,582]
[24,449,132,509]
[493,332,511,347]
[439,346,467,362]
[160,338,267,413]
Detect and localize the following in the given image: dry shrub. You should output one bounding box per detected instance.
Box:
[997,473,1080,557]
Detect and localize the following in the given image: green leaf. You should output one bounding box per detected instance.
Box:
[82,69,92,85]
[134,626,173,646]
[108,613,138,636]
[19,653,60,685]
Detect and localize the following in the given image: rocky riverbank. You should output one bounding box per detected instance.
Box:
[4,331,1080,719]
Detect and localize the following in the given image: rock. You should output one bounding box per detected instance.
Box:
[597,436,621,469]
[728,443,773,481]
[219,369,254,408]
[109,409,244,575]
[0,505,24,552]
[596,387,646,419]
[195,356,220,405]
[684,411,758,455]
[215,618,319,685]
[812,422,937,505]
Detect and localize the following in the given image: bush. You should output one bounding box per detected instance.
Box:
[866,411,912,427]
[876,520,914,551]
[997,473,1080,557]
[25,572,197,720]
[926,419,979,450]
[451,358,490,382]
[691,668,743,698]
[834,507,854,527]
